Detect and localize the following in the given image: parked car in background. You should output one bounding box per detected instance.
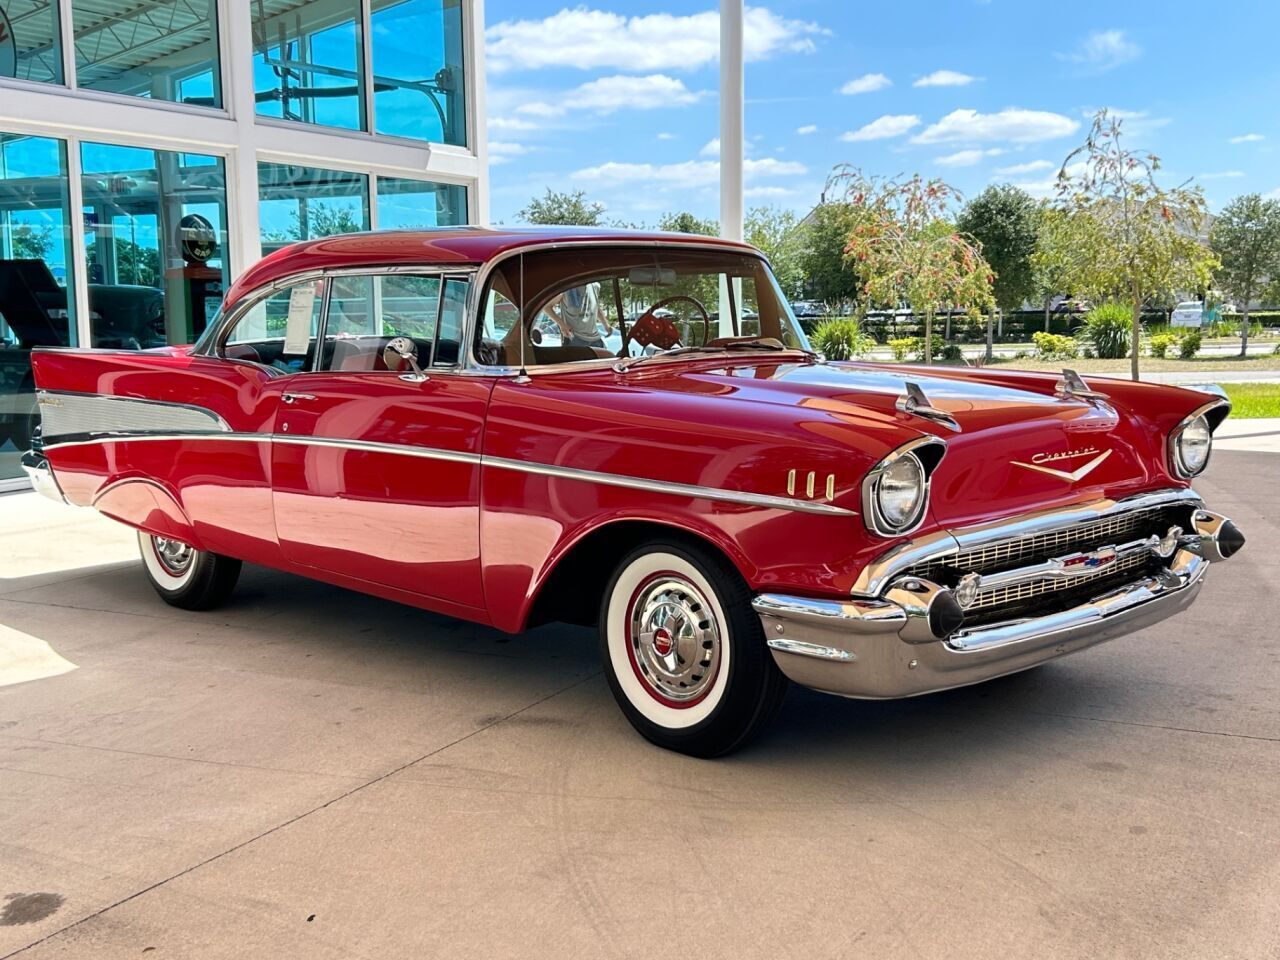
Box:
[789,300,826,321]
[1171,301,1205,328]
[25,227,1246,756]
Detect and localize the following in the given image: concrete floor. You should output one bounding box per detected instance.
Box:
[1,454,1277,960]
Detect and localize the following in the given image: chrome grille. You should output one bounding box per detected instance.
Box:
[964,551,1153,611]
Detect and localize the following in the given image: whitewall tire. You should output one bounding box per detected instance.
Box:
[137,532,242,610]
[599,539,788,757]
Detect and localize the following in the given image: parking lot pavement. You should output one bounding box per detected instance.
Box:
[1,455,1278,960]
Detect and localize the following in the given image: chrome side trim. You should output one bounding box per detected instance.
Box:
[482,454,858,516]
[38,390,230,441]
[39,430,856,517]
[766,638,855,662]
[850,487,1203,597]
[752,593,906,631]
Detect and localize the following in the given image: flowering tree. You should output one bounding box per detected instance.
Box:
[833,167,994,363]
[1055,110,1217,380]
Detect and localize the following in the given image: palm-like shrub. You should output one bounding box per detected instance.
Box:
[1080,303,1133,359]
[810,318,876,361]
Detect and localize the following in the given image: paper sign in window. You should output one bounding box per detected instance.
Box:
[283,284,317,355]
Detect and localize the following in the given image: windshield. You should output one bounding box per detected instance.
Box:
[474,245,809,368]
[1174,302,1201,312]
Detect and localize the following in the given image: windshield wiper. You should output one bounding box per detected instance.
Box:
[613,339,820,373]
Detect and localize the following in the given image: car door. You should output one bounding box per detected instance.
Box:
[267,270,492,612]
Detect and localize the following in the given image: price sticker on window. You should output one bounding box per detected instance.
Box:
[283,283,317,355]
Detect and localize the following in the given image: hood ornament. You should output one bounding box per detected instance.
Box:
[1056,368,1109,403]
[895,381,961,433]
[1012,447,1112,482]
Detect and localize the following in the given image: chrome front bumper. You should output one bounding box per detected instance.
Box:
[756,493,1243,700]
[21,450,68,504]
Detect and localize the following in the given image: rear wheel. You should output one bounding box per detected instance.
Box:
[137,531,241,610]
[599,540,787,757]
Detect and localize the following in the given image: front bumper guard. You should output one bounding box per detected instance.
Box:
[755,506,1243,700]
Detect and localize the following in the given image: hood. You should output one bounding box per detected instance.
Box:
[631,358,1165,526]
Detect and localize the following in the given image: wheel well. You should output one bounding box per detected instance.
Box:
[525,520,740,630]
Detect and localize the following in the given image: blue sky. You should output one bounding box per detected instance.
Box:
[484,1,1280,224]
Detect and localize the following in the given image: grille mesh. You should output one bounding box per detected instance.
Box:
[962,551,1153,611]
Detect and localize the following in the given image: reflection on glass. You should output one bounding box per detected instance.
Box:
[371,0,466,145]
[259,162,369,256]
[1,131,76,479]
[376,177,467,228]
[2,0,64,84]
[80,142,229,351]
[252,0,365,130]
[72,0,221,106]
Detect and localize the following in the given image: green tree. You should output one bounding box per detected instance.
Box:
[1055,110,1218,380]
[658,211,717,235]
[745,206,804,298]
[11,223,54,261]
[837,168,994,364]
[958,185,1039,358]
[265,203,365,244]
[1031,203,1101,332]
[1210,193,1280,357]
[795,201,863,311]
[518,188,605,226]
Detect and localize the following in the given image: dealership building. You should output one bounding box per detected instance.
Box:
[0,0,487,488]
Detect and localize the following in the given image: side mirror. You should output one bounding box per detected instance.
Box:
[383,337,429,382]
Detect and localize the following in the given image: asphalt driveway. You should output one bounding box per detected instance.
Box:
[1,452,1277,959]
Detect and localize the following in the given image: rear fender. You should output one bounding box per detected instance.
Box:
[91,476,202,548]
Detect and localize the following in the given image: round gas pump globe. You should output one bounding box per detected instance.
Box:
[178,213,217,265]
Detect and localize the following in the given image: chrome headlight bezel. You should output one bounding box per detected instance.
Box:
[862,437,947,537]
[1168,396,1230,479]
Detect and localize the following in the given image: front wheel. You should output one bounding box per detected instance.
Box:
[138,532,241,610]
[599,540,788,757]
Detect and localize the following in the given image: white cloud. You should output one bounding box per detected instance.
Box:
[486,6,827,73]
[487,141,530,166]
[700,138,721,157]
[912,108,1079,144]
[796,124,818,135]
[1057,29,1141,73]
[995,159,1055,175]
[745,185,797,198]
[840,73,891,95]
[1230,133,1264,144]
[935,147,1003,167]
[488,116,538,132]
[1198,171,1245,180]
[1088,108,1170,138]
[517,74,704,118]
[913,69,978,88]
[841,114,921,142]
[573,156,807,189]
[657,131,676,140]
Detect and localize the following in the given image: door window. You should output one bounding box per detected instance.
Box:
[222,278,326,372]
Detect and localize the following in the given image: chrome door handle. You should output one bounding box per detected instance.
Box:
[282,393,317,404]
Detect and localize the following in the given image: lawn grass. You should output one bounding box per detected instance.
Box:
[976,355,1280,374]
[1220,383,1280,418]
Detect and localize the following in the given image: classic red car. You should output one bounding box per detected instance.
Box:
[23,228,1245,756]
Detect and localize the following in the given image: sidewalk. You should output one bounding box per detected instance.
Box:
[1215,417,1280,453]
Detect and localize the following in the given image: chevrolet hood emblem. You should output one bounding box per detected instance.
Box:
[1012,448,1112,482]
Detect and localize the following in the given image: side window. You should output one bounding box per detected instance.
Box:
[318,273,470,373]
[223,278,325,373]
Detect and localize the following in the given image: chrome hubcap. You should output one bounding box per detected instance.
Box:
[152,537,194,576]
[628,575,721,705]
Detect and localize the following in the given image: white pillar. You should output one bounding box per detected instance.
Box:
[718,0,743,337]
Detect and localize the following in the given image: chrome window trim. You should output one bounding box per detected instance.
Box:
[1168,397,1230,479]
[850,487,1204,597]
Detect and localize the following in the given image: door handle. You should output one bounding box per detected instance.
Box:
[282,393,317,404]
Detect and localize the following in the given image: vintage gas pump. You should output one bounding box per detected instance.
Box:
[163,213,222,344]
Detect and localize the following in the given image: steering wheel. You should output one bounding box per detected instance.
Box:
[629,295,711,351]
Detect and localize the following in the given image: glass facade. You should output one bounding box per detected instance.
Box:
[258,162,370,255]
[81,142,229,348]
[1,0,64,84]
[252,0,365,130]
[371,0,466,145]
[377,176,466,228]
[72,0,221,106]
[1,132,76,478]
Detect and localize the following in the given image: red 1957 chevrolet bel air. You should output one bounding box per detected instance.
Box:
[23,227,1245,756]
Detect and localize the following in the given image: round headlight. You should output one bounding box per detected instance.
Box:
[1176,415,1212,476]
[877,453,926,530]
